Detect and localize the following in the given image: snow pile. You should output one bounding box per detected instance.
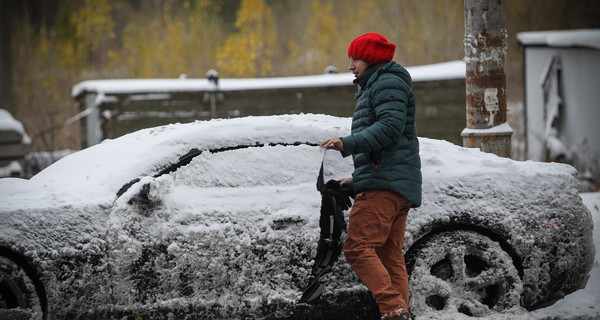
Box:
[24,149,75,177]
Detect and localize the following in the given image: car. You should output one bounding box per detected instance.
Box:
[0,114,594,320]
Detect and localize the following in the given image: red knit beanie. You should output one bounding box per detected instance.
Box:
[348,33,396,64]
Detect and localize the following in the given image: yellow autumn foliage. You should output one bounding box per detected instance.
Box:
[216,0,276,77]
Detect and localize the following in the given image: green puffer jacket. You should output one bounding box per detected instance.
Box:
[340,61,422,207]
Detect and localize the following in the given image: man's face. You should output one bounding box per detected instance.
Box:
[349,57,370,78]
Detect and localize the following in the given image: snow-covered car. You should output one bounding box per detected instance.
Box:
[0,114,594,320]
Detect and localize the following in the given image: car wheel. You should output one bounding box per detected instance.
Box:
[407,230,522,317]
[0,255,44,320]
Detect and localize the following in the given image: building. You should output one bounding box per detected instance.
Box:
[518,29,600,190]
[72,60,467,148]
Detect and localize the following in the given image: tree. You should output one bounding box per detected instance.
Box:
[216,0,276,77]
[286,0,339,74]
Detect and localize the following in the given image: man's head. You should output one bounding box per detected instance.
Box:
[347,32,396,65]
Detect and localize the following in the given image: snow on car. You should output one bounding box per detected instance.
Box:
[0,114,594,320]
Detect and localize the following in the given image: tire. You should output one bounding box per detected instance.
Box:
[406,230,523,317]
[0,255,44,320]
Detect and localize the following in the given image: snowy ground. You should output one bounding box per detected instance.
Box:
[531,192,600,320]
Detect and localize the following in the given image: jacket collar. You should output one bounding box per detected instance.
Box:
[353,61,392,100]
[353,61,390,89]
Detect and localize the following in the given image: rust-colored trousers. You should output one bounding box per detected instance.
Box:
[343,190,411,317]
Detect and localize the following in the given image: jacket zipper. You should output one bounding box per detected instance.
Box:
[367,152,379,176]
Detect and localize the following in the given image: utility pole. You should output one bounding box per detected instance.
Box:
[462,0,512,157]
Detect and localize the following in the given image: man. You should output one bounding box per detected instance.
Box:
[320,32,422,320]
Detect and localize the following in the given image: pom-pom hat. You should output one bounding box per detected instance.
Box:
[348,33,396,64]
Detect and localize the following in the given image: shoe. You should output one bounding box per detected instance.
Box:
[381,313,412,320]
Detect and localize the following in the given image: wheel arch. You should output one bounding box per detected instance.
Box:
[405,223,524,280]
[0,246,48,320]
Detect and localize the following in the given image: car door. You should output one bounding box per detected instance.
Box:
[103,143,354,318]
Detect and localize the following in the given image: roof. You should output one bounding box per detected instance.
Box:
[517,29,600,50]
[0,109,31,144]
[71,60,466,99]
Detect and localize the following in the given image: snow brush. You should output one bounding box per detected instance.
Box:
[298,151,353,304]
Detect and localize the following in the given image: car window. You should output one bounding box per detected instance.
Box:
[170,144,327,188]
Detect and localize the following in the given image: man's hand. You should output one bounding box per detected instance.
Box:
[320,137,344,151]
[339,177,353,187]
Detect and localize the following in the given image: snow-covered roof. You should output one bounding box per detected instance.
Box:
[517,29,600,50]
[71,60,466,98]
[0,108,31,144]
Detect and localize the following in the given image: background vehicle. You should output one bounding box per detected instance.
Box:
[0,114,594,319]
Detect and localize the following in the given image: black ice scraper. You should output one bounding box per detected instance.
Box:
[298,152,353,304]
